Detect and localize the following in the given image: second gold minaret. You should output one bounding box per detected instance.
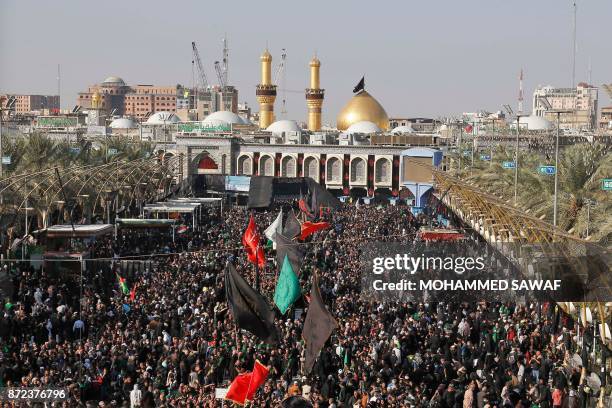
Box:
[256,49,277,129]
[305,55,324,131]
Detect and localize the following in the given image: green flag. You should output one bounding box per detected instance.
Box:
[274,255,301,315]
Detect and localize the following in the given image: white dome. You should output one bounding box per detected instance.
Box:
[146,111,180,125]
[102,76,126,86]
[266,120,302,133]
[203,111,246,125]
[109,118,138,129]
[201,118,230,128]
[516,115,553,131]
[346,120,381,135]
[391,125,416,134]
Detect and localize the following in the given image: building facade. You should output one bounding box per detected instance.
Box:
[600,106,612,130]
[1,94,60,114]
[77,76,182,120]
[532,83,598,130]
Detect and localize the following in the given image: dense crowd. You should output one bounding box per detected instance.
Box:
[0,202,607,407]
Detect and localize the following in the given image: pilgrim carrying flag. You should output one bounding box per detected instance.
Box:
[353,76,365,94]
[242,214,265,268]
[282,211,302,239]
[299,221,331,241]
[224,360,270,405]
[282,396,314,408]
[274,255,301,314]
[224,262,279,345]
[275,232,306,276]
[302,271,338,373]
[264,209,283,248]
[116,272,129,295]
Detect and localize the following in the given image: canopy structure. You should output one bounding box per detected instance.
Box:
[143,202,201,229]
[115,218,177,228]
[115,218,179,242]
[46,224,114,238]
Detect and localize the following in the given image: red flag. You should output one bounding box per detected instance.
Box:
[242,215,265,268]
[224,360,269,405]
[299,221,330,241]
[247,360,269,400]
[129,283,137,302]
[465,124,473,133]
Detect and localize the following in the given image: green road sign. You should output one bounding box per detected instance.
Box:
[538,165,556,175]
[602,179,612,191]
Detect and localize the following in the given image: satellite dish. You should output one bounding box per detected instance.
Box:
[586,373,601,392]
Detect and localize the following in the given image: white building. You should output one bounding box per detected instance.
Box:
[532,83,598,130]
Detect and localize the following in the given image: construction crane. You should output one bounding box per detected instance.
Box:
[214,61,226,88]
[191,41,209,91]
[273,50,287,117]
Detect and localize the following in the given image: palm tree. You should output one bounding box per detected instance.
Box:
[462,142,612,246]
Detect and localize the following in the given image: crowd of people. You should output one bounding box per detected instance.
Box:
[0,201,607,407]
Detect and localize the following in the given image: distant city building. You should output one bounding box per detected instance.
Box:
[1,94,59,115]
[77,76,186,120]
[532,83,598,130]
[600,106,612,130]
[389,118,439,133]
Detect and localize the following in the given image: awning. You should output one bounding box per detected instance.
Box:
[46,224,114,238]
[143,203,199,213]
[115,218,177,228]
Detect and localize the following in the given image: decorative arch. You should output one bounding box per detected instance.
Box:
[237,155,252,175]
[281,156,296,177]
[350,157,366,183]
[375,158,391,183]
[326,157,341,182]
[259,155,274,176]
[304,156,318,178]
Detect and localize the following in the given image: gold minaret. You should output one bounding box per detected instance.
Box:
[256,49,276,129]
[305,55,324,131]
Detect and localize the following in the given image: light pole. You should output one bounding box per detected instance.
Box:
[513,114,528,205]
[545,106,573,227]
[584,198,596,237]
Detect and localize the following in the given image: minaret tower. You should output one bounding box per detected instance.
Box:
[256,49,276,128]
[305,55,324,131]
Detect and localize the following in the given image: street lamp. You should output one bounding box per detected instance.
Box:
[539,96,574,227]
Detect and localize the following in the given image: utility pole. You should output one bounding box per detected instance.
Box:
[572,1,577,88]
[553,112,561,227]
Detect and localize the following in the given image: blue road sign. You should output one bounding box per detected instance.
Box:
[480,154,491,161]
[502,161,515,169]
[538,165,556,175]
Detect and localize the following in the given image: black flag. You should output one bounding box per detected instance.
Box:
[225,262,279,345]
[282,396,314,408]
[276,232,306,276]
[353,76,365,93]
[302,272,338,373]
[282,210,302,239]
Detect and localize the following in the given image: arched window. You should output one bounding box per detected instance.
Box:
[281,156,296,177]
[304,157,318,178]
[375,158,391,183]
[327,157,341,182]
[350,158,366,182]
[238,156,252,175]
[260,156,274,176]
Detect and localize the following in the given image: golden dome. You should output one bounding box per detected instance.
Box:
[336,90,389,131]
[261,49,272,62]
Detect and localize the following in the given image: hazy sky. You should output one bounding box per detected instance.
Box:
[1,0,610,123]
